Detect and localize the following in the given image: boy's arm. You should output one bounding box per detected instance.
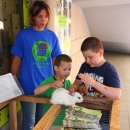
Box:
[34,80,64,95]
[79,73,121,100]
[93,82,121,100]
[34,83,52,95]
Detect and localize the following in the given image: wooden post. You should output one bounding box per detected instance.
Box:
[9,100,17,130]
[110,100,120,130]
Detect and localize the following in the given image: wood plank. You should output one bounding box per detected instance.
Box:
[109,100,120,130]
[14,95,112,107]
[9,100,17,130]
[0,100,12,109]
[14,95,112,104]
[78,96,113,110]
[77,102,112,110]
[14,95,51,104]
[83,95,112,103]
[33,105,62,130]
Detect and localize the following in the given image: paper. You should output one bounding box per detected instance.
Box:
[63,105,102,129]
[0,73,23,103]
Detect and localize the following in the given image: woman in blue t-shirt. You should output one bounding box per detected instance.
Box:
[10,1,62,130]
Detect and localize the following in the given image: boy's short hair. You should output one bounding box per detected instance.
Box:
[81,37,104,53]
[54,54,72,67]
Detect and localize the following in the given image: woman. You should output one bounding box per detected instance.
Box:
[10,1,62,129]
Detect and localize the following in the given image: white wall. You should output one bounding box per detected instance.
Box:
[44,0,55,32]
[44,1,91,83]
[82,4,130,54]
[70,4,90,82]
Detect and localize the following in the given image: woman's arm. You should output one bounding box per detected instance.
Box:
[11,56,21,76]
[52,58,55,64]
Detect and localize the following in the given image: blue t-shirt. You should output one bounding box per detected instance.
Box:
[76,61,121,97]
[10,26,62,94]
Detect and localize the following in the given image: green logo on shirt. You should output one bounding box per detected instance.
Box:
[32,41,51,62]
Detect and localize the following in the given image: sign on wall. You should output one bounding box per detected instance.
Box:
[54,0,71,55]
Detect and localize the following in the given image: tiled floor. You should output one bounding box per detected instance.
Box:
[104,52,130,130]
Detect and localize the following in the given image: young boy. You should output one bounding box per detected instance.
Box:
[34,54,72,98]
[68,37,121,130]
[34,54,72,126]
[69,37,121,100]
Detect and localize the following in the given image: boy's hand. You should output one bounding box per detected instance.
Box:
[67,84,77,94]
[50,80,63,88]
[77,86,88,95]
[78,73,96,87]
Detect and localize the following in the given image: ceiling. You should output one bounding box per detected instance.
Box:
[72,0,130,54]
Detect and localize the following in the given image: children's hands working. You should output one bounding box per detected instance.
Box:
[77,86,88,95]
[50,80,64,88]
[68,84,88,95]
[67,84,77,94]
[78,73,97,87]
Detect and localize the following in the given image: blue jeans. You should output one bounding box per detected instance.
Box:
[21,101,44,130]
[100,124,109,130]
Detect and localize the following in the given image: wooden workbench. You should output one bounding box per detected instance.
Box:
[0,95,120,130]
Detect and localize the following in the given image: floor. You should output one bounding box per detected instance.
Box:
[104,52,130,130]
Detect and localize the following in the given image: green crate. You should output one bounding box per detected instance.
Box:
[16,101,21,112]
[0,101,21,127]
[0,105,9,127]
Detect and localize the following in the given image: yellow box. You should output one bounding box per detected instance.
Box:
[0,101,21,127]
[16,101,21,112]
[0,105,9,127]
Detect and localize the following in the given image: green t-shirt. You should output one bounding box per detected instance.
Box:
[39,76,72,98]
[39,76,72,125]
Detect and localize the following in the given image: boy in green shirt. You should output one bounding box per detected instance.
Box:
[34,54,72,112]
[34,54,72,125]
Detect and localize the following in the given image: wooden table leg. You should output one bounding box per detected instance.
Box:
[9,100,17,130]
